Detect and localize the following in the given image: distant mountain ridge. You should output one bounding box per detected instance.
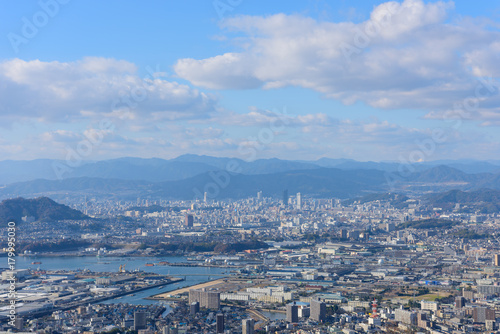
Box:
[1,155,500,185]
[0,168,387,200]
[3,165,500,202]
[0,197,88,224]
[2,156,500,201]
[0,155,320,184]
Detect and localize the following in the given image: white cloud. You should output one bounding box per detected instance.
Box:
[0,57,218,125]
[174,0,500,118]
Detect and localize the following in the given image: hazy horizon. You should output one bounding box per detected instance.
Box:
[1,154,500,165]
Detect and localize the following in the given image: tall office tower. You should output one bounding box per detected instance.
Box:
[204,191,207,203]
[283,189,289,205]
[310,298,326,322]
[190,301,200,315]
[216,313,224,333]
[286,302,299,323]
[494,254,500,266]
[455,296,466,309]
[242,318,255,334]
[348,230,360,240]
[296,192,302,210]
[185,214,194,227]
[340,229,347,239]
[134,311,147,330]
[257,191,262,201]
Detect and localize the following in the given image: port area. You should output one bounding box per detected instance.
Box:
[0,271,183,321]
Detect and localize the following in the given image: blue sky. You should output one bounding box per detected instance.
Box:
[0,0,499,162]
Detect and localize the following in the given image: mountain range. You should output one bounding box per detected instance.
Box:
[2,155,500,185]
[1,155,500,200]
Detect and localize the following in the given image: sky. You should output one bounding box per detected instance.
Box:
[0,0,500,162]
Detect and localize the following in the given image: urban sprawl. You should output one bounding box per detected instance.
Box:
[2,191,500,334]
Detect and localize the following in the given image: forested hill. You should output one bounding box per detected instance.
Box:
[0,197,88,224]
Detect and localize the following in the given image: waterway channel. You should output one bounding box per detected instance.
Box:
[16,255,229,305]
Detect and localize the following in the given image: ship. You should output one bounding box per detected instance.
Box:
[145,263,154,267]
[31,261,42,264]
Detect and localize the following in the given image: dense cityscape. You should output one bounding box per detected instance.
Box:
[2,0,500,333]
[3,190,500,333]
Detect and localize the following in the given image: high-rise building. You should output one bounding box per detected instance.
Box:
[395,308,416,325]
[134,311,147,330]
[340,229,347,239]
[204,192,207,203]
[14,317,23,331]
[296,192,302,210]
[486,320,496,331]
[163,327,178,334]
[216,313,224,333]
[416,312,428,329]
[257,191,262,201]
[455,296,466,308]
[283,189,289,205]
[494,254,500,266]
[473,306,495,323]
[189,289,220,309]
[185,214,194,227]
[242,318,254,334]
[463,289,474,300]
[286,302,299,323]
[190,301,200,315]
[310,298,326,322]
[420,300,438,311]
[348,230,360,240]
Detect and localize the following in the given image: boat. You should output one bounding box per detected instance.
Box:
[31,261,42,264]
[145,263,154,267]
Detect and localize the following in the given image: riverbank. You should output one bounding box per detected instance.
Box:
[148,278,226,300]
